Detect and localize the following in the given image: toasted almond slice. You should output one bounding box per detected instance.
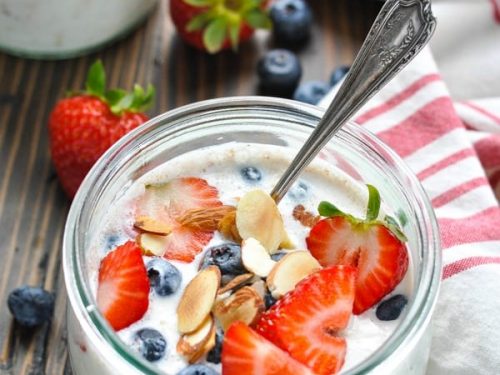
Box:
[133,215,172,235]
[176,314,215,363]
[236,190,288,254]
[213,286,265,331]
[218,210,242,243]
[241,238,276,277]
[250,280,267,299]
[292,204,321,228]
[136,233,169,256]
[178,205,236,231]
[267,251,322,298]
[177,266,221,333]
[218,273,254,295]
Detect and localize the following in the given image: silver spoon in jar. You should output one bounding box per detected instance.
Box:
[271,0,436,203]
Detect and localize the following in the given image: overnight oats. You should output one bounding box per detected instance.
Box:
[62,98,441,375]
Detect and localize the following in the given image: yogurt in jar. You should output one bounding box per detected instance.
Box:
[0,0,157,58]
[85,142,412,374]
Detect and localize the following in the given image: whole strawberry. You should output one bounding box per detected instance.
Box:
[170,0,271,54]
[49,61,154,198]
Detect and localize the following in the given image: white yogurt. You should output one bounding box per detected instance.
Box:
[88,143,413,374]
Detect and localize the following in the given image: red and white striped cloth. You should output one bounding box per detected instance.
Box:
[320,2,500,372]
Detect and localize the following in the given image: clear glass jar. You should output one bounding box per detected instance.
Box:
[63,97,441,374]
[0,0,157,59]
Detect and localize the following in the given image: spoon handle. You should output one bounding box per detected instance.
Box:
[271,0,436,203]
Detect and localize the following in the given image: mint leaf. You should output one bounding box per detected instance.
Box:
[244,10,272,29]
[85,60,106,97]
[184,0,214,7]
[203,18,228,54]
[186,12,211,32]
[366,184,381,221]
[318,201,344,217]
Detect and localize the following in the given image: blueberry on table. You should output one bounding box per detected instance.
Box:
[240,166,262,182]
[330,65,350,87]
[206,327,224,364]
[147,258,182,296]
[257,49,302,96]
[270,0,313,45]
[293,81,330,105]
[132,328,167,362]
[177,364,219,375]
[200,243,245,276]
[7,286,55,327]
[376,294,408,321]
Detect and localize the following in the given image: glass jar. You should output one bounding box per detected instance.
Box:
[0,0,157,59]
[63,97,441,374]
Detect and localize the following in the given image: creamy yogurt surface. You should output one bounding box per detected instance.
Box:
[87,143,412,374]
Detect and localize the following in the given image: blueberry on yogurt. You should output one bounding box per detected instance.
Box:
[270,251,288,262]
[376,294,408,321]
[200,243,245,277]
[146,258,182,296]
[132,328,167,362]
[206,327,224,364]
[177,364,219,375]
[288,181,309,201]
[240,166,262,182]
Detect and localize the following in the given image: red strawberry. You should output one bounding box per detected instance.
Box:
[256,265,356,375]
[170,0,271,54]
[136,177,222,262]
[49,60,154,197]
[222,321,314,375]
[96,241,150,331]
[306,185,409,314]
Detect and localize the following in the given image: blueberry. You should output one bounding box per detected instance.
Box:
[206,327,223,364]
[132,328,167,362]
[270,251,288,262]
[270,0,313,45]
[265,292,278,309]
[146,258,182,296]
[376,294,408,321]
[257,49,302,96]
[200,243,245,276]
[7,286,55,327]
[330,65,350,87]
[105,234,121,251]
[293,81,330,105]
[240,166,262,182]
[288,181,308,201]
[177,364,218,375]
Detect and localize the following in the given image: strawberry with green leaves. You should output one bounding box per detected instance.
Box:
[49,60,154,197]
[170,0,271,54]
[306,184,409,315]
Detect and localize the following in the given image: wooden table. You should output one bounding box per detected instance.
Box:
[0,1,380,373]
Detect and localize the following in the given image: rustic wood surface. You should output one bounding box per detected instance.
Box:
[0,1,380,373]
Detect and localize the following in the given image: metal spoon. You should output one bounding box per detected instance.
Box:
[271,0,436,203]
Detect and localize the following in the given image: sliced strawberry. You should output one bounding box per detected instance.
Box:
[306,185,409,314]
[96,241,150,330]
[136,177,222,262]
[222,321,314,375]
[255,265,356,375]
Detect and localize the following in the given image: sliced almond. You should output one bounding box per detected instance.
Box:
[177,314,216,363]
[267,251,322,298]
[292,204,321,228]
[178,205,236,231]
[236,190,288,254]
[241,238,276,277]
[213,286,265,331]
[136,233,169,256]
[177,266,221,333]
[218,273,254,295]
[133,215,172,235]
[218,210,242,243]
[250,279,267,299]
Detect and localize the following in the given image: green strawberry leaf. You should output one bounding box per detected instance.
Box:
[383,215,408,242]
[318,201,345,218]
[186,12,211,32]
[365,184,381,221]
[396,208,408,227]
[243,9,272,29]
[184,0,214,7]
[203,18,228,54]
[85,60,106,97]
[105,89,127,106]
[228,23,240,51]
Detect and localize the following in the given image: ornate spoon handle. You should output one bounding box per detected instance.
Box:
[271,0,436,202]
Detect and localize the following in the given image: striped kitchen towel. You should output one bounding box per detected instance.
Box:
[319,43,500,375]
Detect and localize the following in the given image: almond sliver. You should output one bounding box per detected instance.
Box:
[177,314,215,363]
[136,233,169,256]
[213,286,264,331]
[134,216,172,235]
[241,238,276,277]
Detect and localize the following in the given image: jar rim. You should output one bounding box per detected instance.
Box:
[63,96,441,374]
